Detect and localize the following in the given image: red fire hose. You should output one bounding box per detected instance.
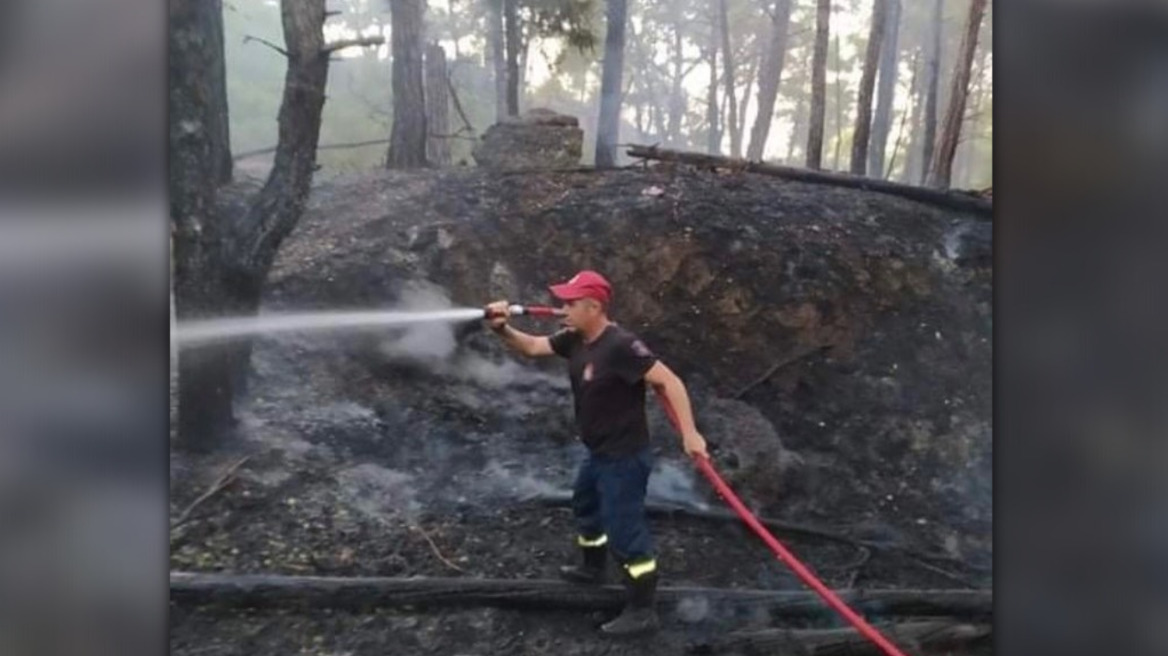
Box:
[653,388,909,656]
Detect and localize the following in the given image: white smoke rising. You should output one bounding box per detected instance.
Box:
[375,283,463,361]
[648,460,709,510]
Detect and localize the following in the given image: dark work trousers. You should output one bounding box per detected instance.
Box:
[572,446,655,565]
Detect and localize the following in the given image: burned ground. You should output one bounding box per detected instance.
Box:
[170,166,991,654]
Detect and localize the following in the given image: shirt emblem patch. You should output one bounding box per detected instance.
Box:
[583,362,594,382]
[631,340,653,357]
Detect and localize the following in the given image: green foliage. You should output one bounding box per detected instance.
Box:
[525,0,598,54]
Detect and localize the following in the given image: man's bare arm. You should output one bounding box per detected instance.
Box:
[644,361,709,458]
[494,324,555,358]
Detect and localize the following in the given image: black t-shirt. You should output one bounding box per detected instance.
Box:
[548,324,659,456]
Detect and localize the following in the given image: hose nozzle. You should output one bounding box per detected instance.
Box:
[485,304,562,319]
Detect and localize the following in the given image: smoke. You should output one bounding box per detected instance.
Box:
[375,283,462,361]
[478,460,565,501]
[373,280,566,390]
[335,463,421,523]
[648,459,709,510]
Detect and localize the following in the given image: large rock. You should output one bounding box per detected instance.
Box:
[268,168,992,566]
[472,109,583,171]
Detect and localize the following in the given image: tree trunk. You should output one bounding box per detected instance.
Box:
[902,44,926,182]
[517,31,529,108]
[832,34,843,170]
[387,0,427,169]
[867,0,900,178]
[594,0,627,168]
[425,43,451,167]
[718,0,740,158]
[171,572,994,619]
[170,0,241,451]
[504,0,520,116]
[920,0,942,183]
[927,0,987,189]
[706,22,720,155]
[850,0,886,175]
[787,94,806,163]
[205,0,233,184]
[737,42,757,149]
[886,46,920,180]
[805,0,830,169]
[668,24,685,146]
[747,0,793,161]
[488,0,507,123]
[171,0,382,451]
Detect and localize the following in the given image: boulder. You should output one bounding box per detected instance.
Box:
[472,109,583,171]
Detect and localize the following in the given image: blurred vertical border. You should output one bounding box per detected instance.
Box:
[997,1,1168,655]
[0,1,168,656]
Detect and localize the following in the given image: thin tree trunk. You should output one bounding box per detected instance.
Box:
[850,0,886,175]
[517,31,529,108]
[594,0,627,168]
[387,0,427,168]
[747,0,793,161]
[706,21,720,155]
[832,34,843,170]
[425,43,451,167]
[806,0,830,169]
[718,0,741,157]
[902,43,926,182]
[669,24,685,145]
[787,94,806,163]
[886,46,920,180]
[737,43,758,151]
[503,0,520,116]
[920,0,942,183]
[488,0,506,123]
[867,0,900,178]
[927,0,987,188]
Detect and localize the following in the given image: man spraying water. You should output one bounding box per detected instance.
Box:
[484,270,708,637]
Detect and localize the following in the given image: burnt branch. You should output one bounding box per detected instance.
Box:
[323,36,385,54]
[170,456,251,530]
[234,139,392,162]
[170,572,992,619]
[697,620,992,654]
[626,145,993,217]
[243,35,289,58]
[733,345,832,399]
[531,494,987,581]
[446,74,476,136]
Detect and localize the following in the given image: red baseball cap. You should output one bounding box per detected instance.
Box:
[548,270,612,304]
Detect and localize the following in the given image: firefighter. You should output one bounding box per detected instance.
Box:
[485,270,708,636]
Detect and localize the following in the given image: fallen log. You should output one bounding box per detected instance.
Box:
[170,572,991,620]
[625,145,993,217]
[529,492,989,580]
[692,620,991,655]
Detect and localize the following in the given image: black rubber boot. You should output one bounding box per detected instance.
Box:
[559,545,608,585]
[600,571,659,637]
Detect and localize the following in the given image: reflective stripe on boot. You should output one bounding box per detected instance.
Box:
[600,565,659,636]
